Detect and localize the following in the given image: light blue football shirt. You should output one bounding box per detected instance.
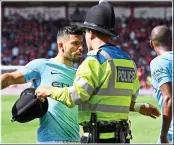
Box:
[19,58,80,142]
[150,51,173,140]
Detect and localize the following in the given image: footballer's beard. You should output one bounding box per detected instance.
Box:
[68,53,81,63]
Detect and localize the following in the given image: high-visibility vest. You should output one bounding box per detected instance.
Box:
[69,45,140,125]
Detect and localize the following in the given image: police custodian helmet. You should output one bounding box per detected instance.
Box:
[11,88,48,123]
[77,1,118,37]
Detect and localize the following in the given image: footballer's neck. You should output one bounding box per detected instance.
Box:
[156,46,171,56]
[55,54,73,67]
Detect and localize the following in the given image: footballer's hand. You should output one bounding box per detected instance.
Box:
[37,97,46,103]
[35,86,52,99]
[139,103,161,119]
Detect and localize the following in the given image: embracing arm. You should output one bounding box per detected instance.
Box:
[1,71,26,90]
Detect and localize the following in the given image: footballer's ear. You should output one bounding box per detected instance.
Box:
[87,29,95,40]
[150,40,154,49]
[58,42,63,48]
[58,42,64,53]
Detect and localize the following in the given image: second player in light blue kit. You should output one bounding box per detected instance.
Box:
[150,25,173,143]
[1,25,83,143]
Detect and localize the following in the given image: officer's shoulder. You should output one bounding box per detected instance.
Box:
[86,49,107,64]
[87,49,101,56]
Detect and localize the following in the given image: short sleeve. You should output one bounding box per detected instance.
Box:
[150,58,172,87]
[18,59,46,82]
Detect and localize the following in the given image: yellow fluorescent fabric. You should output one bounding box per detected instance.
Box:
[51,87,75,108]
[74,57,102,101]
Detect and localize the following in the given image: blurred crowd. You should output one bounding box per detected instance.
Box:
[1,12,172,89]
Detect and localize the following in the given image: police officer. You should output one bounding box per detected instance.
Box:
[36,1,161,143]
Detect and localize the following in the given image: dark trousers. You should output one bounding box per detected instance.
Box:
[81,120,131,143]
[80,135,130,143]
[99,138,130,143]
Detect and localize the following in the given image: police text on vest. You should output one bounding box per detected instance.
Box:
[117,66,135,83]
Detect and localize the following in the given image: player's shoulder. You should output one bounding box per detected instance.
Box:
[25,58,50,69]
[150,53,171,66]
[150,55,164,66]
[150,55,172,76]
[29,58,49,64]
[86,49,108,65]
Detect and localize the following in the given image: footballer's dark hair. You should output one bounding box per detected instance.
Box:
[57,25,83,38]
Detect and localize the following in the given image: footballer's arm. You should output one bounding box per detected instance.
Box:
[1,71,26,90]
[160,82,172,142]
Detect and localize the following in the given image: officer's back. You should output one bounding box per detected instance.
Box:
[75,1,139,143]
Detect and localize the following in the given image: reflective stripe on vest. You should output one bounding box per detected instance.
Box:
[99,49,112,61]
[68,86,81,104]
[96,88,133,96]
[79,103,129,113]
[69,77,94,104]
[72,78,132,97]
[75,77,94,95]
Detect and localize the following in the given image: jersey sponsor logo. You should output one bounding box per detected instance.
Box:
[152,67,165,81]
[117,66,135,83]
[51,70,61,75]
[52,81,70,88]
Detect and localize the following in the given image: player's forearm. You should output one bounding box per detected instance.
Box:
[161,96,172,137]
[50,87,75,108]
[1,72,25,90]
[1,73,14,89]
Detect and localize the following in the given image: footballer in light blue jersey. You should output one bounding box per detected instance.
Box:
[19,58,80,142]
[150,51,173,141]
[150,25,173,143]
[1,25,83,143]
